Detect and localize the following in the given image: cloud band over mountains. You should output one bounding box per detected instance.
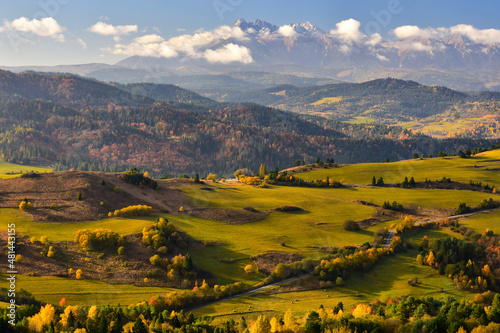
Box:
[2,16,500,64]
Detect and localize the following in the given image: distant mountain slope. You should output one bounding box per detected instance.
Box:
[0,70,149,108]
[0,70,495,176]
[222,78,472,120]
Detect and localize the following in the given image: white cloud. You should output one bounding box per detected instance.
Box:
[329,18,363,43]
[111,25,252,64]
[77,38,87,49]
[3,17,65,41]
[134,34,164,44]
[278,25,297,38]
[203,43,253,64]
[376,54,389,61]
[88,22,137,36]
[177,28,186,32]
[450,24,500,44]
[338,44,350,54]
[407,42,434,52]
[392,24,500,44]
[113,40,178,58]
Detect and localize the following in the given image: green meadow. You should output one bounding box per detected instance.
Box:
[194,229,470,323]
[0,275,177,306]
[3,153,500,318]
[0,210,158,242]
[0,161,52,179]
[296,150,500,187]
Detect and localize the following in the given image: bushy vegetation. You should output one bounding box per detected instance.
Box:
[142,217,187,251]
[120,168,158,189]
[108,204,152,217]
[19,200,33,211]
[382,200,404,212]
[73,228,123,250]
[149,253,196,281]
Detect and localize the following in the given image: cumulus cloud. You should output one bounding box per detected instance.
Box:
[111,24,252,64]
[2,17,65,41]
[329,18,363,43]
[77,38,87,49]
[113,38,178,58]
[450,24,500,44]
[406,42,434,52]
[204,43,253,64]
[376,54,389,62]
[278,25,297,38]
[392,24,500,44]
[88,22,137,36]
[134,34,164,44]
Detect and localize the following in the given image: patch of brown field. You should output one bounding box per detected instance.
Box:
[0,231,204,287]
[188,207,269,224]
[252,252,303,275]
[0,171,189,221]
[187,205,304,224]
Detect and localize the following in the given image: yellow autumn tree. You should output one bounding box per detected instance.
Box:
[270,317,281,333]
[283,309,296,331]
[250,315,271,333]
[143,171,149,178]
[427,251,435,266]
[28,304,55,332]
[87,305,98,319]
[352,304,372,318]
[60,306,80,329]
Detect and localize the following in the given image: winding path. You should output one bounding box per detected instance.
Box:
[191,208,499,312]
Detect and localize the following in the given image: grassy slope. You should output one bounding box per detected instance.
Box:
[0,161,52,179]
[459,209,500,233]
[194,228,469,323]
[0,274,178,306]
[4,211,158,241]
[296,150,500,188]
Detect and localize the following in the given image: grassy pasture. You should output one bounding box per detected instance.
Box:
[296,150,500,188]
[0,274,177,306]
[459,209,500,233]
[0,161,52,179]
[310,97,343,105]
[0,209,158,242]
[195,245,470,323]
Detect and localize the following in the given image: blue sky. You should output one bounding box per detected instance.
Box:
[0,0,499,66]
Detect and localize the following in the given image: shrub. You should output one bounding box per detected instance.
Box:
[150,255,162,266]
[75,269,83,279]
[144,278,149,283]
[100,180,105,186]
[15,254,23,263]
[117,246,125,255]
[110,204,152,217]
[77,191,82,200]
[342,219,359,231]
[40,236,49,245]
[47,247,55,258]
[68,268,74,275]
[30,237,36,244]
[206,173,218,182]
[74,228,121,250]
[114,186,120,193]
[100,202,104,206]
[19,200,33,211]
[179,206,184,212]
[336,277,344,286]
[244,264,255,274]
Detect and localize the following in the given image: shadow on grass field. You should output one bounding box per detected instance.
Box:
[0,274,179,306]
[0,161,52,179]
[193,228,471,323]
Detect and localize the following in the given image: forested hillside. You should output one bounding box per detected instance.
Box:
[0,71,496,176]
